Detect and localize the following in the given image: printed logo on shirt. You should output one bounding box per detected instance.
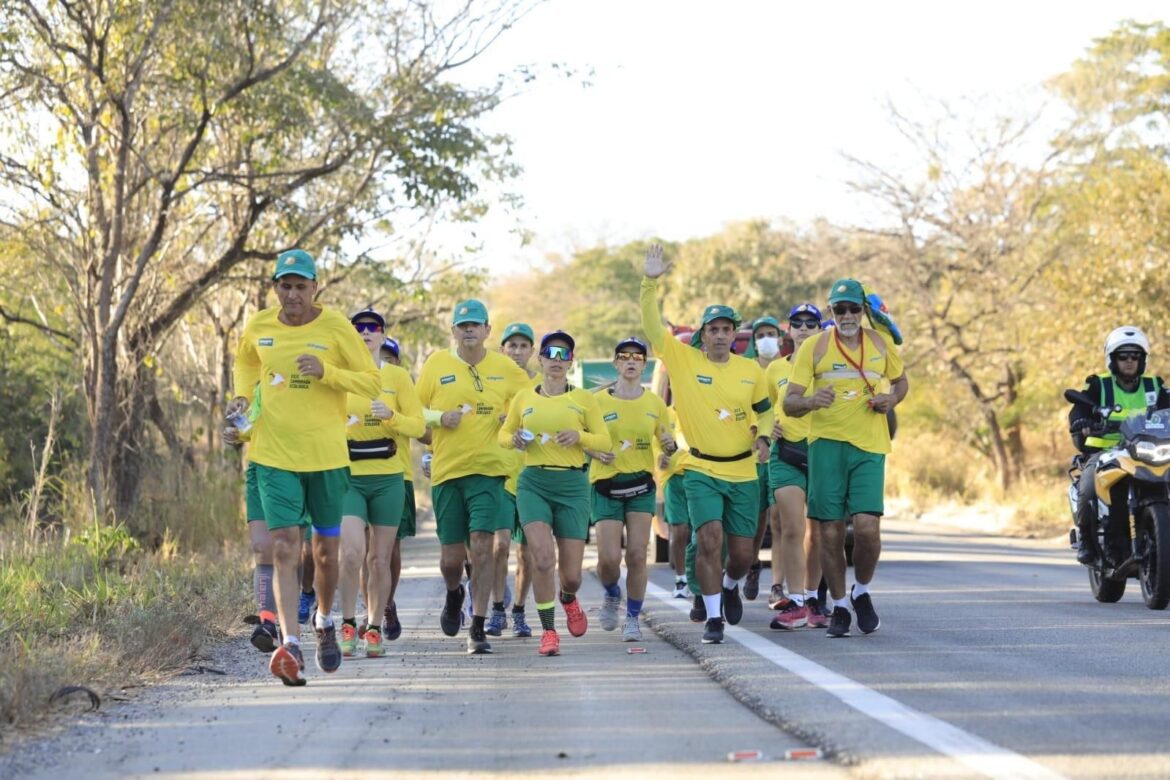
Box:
[644,412,659,420]
[487,375,505,381]
[604,412,619,422]
[440,375,457,385]
[696,375,713,385]
[832,363,847,370]
[869,356,884,363]
[259,337,274,347]
[776,378,789,387]
[522,407,534,417]
[741,378,755,384]
[307,343,328,351]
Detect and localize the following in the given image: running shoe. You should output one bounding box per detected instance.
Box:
[467,625,493,655]
[269,642,306,686]
[511,610,532,638]
[315,618,343,673]
[297,590,316,624]
[701,617,725,644]
[805,596,828,629]
[364,626,384,657]
[826,606,852,638]
[562,595,588,637]
[599,592,621,632]
[767,584,789,611]
[485,607,507,637]
[538,628,560,656]
[721,584,744,625]
[673,579,688,599]
[621,616,642,642]
[382,600,402,641]
[440,585,465,637]
[339,623,358,657]
[769,600,809,630]
[250,620,279,653]
[743,562,762,601]
[850,588,880,634]
[689,594,707,623]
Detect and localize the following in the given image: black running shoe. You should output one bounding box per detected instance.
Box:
[826,606,852,638]
[701,617,725,644]
[315,619,343,673]
[722,584,744,625]
[440,584,465,637]
[850,588,880,634]
[689,593,707,623]
[743,562,761,601]
[250,620,279,653]
[466,626,493,655]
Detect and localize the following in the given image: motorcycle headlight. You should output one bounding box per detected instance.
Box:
[1132,440,1170,465]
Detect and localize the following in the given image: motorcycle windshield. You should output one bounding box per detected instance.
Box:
[1120,409,1170,441]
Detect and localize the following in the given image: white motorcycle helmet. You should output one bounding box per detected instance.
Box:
[1104,325,1150,375]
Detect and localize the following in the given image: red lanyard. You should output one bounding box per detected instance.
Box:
[834,328,876,397]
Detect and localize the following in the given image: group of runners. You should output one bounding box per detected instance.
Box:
[227,244,908,686]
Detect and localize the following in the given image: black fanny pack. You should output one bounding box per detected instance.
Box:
[773,440,808,471]
[594,473,655,499]
[348,437,397,461]
[689,447,752,463]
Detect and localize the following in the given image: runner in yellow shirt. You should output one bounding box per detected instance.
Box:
[228,249,381,686]
[744,316,784,602]
[586,337,669,642]
[337,310,425,658]
[499,330,611,656]
[417,299,529,654]
[640,244,773,645]
[784,279,908,639]
[652,405,689,598]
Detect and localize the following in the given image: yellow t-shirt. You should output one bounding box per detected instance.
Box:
[640,278,773,482]
[417,349,529,484]
[765,356,811,443]
[652,405,691,481]
[504,371,543,496]
[499,386,611,469]
[788,328,905,454]
[233,305,381,471]
[589,389,668,482]
[345,363,426,477]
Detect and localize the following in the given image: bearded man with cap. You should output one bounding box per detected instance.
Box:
[640,245,774,645]
[783,279,908,639]
[416,299,529,654]
[228,249,382,685]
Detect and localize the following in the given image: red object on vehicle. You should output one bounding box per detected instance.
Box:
[727,749,764,762]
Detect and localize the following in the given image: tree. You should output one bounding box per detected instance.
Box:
[0,0,532,519]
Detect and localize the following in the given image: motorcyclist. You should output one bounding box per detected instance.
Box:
[1069,326,1170,564]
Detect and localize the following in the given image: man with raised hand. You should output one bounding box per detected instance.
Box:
[417,300,529,654]
[783,279,908,638]
[229,249,382,686]
[640,244,773,644]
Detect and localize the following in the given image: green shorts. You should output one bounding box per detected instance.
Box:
[254,463,350,536]
[503,490,527,545]
[245,462,264,522]
[807,438,886,522]
[682,470,759,538]
[342,473,405,527]
[663,473,689,526]
[769,438,808,493]
[398,481,416,539]
[517,466,590,541]
[756,462,775,510]
[590,471,656,523]
[432,474,509,546]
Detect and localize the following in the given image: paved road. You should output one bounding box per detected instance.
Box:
[5,516,1169,779]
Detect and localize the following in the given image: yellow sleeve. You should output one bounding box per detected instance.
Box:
[578,392,613,452]
[498,393,523,449]
[320,324,381,399]
[385,369,425,439]
[639,277,667,351]
[789,333,819,391]
[883,332,906,382]
[232,326,260,400]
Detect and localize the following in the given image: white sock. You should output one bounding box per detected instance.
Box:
[833,597,849,611]
[675,574,687,583]
[284,635,300,646]
[722,572,743,591]
[790,593,805,606]
[703,593,722,620]
[315,611,333,630]
[804,590,817,601]
[852,582,869,598]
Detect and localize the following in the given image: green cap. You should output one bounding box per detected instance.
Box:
[699,304,741,328]
[827,279,866,305]
[500,322,534,345]
[273,249,317,280]
[751,315,780,334]
[452,299,489,325]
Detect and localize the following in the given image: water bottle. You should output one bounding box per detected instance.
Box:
[226,409,252,433]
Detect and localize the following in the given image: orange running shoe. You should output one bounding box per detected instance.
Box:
[269,642,306,686]
[562,596,588,638]
[364,626,384,657]
[339,622,357,657]
[538,629,560,656]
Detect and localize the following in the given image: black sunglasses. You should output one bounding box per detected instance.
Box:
[354,321,383,333]
[831,303,863,316]
[540,345,573,361]
[788,318,820,330]
[1115,351,1143,362]
[467,364,484,391]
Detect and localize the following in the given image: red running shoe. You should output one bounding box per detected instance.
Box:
[538,629,561,656]
[769,600,809,630]
[561,596,588,637]
[269,642,306,687]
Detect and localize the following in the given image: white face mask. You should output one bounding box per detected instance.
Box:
[756,336,780,359]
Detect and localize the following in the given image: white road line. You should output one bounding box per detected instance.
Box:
[646,582,1064,780]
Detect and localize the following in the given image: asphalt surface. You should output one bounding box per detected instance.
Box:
[5,515,1170,779]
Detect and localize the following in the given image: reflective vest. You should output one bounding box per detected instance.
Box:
[1084,373,1162,449]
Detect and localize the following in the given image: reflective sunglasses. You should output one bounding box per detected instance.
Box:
[788,318,820,330]
[540,345,573,361]
[831,303,863,316]
[353,321,383,333]
[615,351,646,362]
[1115,351,1144,362]
[467,364,484,391]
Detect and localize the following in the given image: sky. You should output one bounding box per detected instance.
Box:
[438,1,1168,277]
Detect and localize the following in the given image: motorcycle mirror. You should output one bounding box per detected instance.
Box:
[1064,389,1095,407]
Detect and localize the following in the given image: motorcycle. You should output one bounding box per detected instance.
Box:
[1065,388,1170,608]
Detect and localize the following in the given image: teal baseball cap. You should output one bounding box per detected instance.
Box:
[500,322,534,345]
[751,315,781,334]
[699,304,741,328]
[273,249,317,280]
[827,279,866,305]
[452,299,489,325]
